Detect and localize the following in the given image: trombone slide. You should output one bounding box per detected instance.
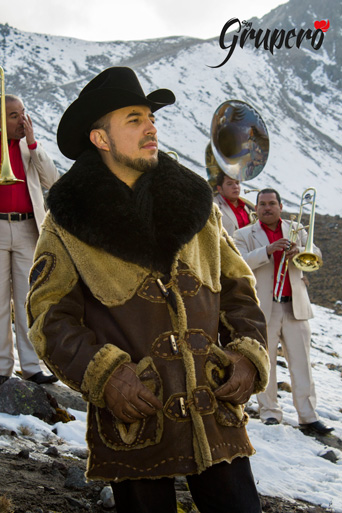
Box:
[0,66,24,185]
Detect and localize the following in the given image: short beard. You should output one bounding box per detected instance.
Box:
[108,135,158,173]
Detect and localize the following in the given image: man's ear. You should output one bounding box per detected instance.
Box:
[89,129,110,152]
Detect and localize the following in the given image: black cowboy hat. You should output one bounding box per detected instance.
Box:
[57,67,176,160]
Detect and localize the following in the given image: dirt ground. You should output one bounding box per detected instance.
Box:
[0,445,336,513]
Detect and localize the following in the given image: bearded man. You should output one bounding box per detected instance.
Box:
[26,67,269,513]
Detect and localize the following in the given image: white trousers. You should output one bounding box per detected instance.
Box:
[257,301,318,424]
[0,218,41,378]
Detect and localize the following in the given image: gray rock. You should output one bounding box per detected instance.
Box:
[44,446,59,457]
[69,446,89,459]
[0,378,57,424]
[17,449,30,459]
[64,465,88,489]
[100,485,115,509]
[66,497,89,509]
[42,383,87,412]
[319,449,338,463]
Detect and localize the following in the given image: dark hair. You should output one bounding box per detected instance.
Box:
[256,188,281,205]
[216,171,240,188]
[216,171,226,187]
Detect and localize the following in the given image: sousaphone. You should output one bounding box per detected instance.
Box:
[205,100,269,218]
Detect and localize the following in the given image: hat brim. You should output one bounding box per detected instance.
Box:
[57,87,175,160]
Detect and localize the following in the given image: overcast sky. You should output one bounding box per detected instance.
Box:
[1,0,289,41]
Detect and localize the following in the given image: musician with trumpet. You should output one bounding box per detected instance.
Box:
[0,69,59,386]
[233,188,334,436]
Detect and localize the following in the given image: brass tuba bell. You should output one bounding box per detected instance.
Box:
[0,66,24,185]
[205,100,269,223]
[206,99,269,185]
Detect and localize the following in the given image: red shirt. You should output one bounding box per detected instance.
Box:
[0,139,34,213]
[260,218,292,297]
[224,197,250,229]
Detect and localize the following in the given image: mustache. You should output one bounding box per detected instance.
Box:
[139,136,157,147]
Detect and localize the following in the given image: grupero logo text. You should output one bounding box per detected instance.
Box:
[209,18,330,68]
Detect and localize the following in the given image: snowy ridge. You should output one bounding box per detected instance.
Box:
[1,0,341,215]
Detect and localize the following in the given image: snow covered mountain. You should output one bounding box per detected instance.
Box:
[0,0,341,214]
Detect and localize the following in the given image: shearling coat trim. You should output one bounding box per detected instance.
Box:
[28,209,269,403]
[39,214,151,308]
[83,344,131,407]
[46,149,213,273]
[27,162,269,481]
[228,337,270,395]
[36,206,259,311]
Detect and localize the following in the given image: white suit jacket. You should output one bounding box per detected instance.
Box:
[213,194,253,237]
[233,219,322,322]
[19,139,60,231]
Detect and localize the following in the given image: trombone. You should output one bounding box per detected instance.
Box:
[0,66,24,185]
[274,187,323,302]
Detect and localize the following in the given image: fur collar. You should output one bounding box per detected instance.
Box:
[47,149,213,272]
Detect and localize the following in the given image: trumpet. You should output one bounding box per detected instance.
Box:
[274,187,322,302]
[0,66,24,185]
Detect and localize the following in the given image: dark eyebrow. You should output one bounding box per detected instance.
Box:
[126,110,155,120]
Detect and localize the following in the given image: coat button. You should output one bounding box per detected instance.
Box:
[156,278,169,297]
[169,334,179,355]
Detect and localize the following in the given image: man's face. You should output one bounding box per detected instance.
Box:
[103,105,158,172]
[256,192,282,226]
[6,99,26,140]
[217,176,241,201]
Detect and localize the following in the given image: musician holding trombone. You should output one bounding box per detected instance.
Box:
[0,84,59,386]
[234,188,334,436]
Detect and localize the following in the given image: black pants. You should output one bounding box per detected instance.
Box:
[111,458,262,513]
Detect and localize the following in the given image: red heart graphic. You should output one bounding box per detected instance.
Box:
[314,20,330,32]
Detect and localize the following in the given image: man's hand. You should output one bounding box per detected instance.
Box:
[104,363,163,423]
[284,242,299,260]
[23,113,35,146]
[214,349,257,405]
[266,238,291,255]
[267,238,299,260]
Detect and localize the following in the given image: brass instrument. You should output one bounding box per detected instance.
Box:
[0,66,24,185]
[274,187,322,302]
[292,187,322,272]
[166,151,179,161]
[205,100,269,223]
[274,214,296,302]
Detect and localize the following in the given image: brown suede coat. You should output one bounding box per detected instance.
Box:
[26,150,269,482]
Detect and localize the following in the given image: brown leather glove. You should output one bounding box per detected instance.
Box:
[104,363,163,423]
[214,348,257,405]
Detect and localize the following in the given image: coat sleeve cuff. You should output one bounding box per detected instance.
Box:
[227,336,270,394]
[81,344,131,407]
